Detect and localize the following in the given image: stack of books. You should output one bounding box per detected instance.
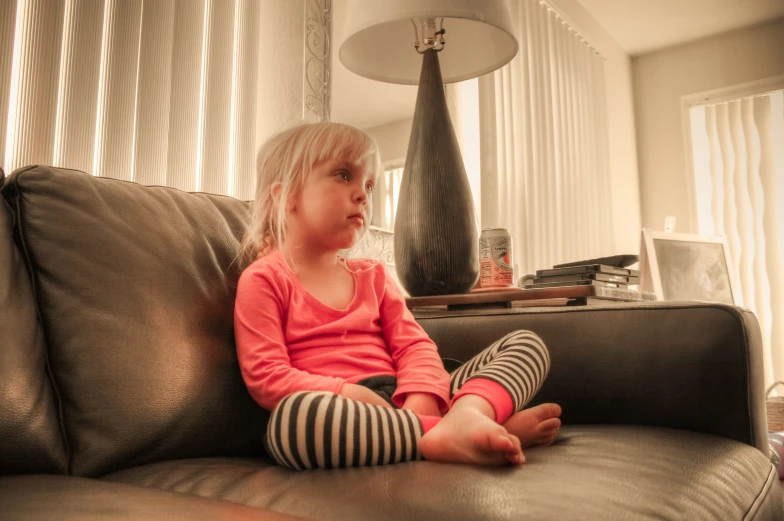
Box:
[524,264,641,289]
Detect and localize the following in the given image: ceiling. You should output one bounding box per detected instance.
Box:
[577,0,784,56]
[331,0,784,130]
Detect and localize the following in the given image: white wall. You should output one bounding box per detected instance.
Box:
[632,17,784,235]
[256,1,306,149]
[363,118,412,164]
[603,43,642,256]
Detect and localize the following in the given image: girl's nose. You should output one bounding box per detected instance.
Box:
[354,190,367,204]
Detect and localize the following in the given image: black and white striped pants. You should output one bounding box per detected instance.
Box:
[264,329,550,470]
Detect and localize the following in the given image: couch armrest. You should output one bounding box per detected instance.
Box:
[0,475,312,521]
[417,302,768,452]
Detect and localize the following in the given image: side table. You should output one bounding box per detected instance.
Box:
[406,285,657,317]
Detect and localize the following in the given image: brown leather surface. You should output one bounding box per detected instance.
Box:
[2,166,779,520]
[0,474,311,521]
[417,302,769,453]
[103,426,783,521]
[1,166,268,477]
[0,170,67,475]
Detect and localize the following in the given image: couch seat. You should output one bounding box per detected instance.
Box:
[0,474,307,521]
[103,426,778,521]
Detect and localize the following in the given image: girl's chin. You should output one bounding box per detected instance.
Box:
[323,226,366,251]
[338,232,365,251]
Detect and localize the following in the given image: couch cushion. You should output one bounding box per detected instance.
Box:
[0,166,268,477]
[0,474,310,521]
[102,426,783,521]
[0,169,67,475]
[417,303,769,452]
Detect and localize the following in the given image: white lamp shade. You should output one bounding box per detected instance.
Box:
[339,0,518,85]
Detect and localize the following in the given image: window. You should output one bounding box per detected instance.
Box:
[687,84,784,385]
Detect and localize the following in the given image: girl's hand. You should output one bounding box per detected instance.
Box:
[339,383,393,408]
[402,392,443,418]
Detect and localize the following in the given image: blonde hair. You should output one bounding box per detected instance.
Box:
[237,122,381,270]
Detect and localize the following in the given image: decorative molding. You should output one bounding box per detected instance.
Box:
[349,226,407,294]
[352,226,395,265]
[304,0,331,122]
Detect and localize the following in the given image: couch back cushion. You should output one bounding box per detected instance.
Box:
[0,169,68,475]
[1,166,269,477]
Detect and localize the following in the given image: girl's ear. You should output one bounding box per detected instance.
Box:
[270,182,282,203]
[271,182,297,213]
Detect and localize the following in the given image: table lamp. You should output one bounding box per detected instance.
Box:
[339,0,518,296]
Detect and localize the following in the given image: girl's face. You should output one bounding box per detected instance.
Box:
[288,157,376,252]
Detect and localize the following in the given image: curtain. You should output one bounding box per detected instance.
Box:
[0,0,261,200]
[690,90,784,386]
[476,0,612,277]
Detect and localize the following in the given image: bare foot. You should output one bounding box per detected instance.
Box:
[502,403,562,448]
[419,396,525,466]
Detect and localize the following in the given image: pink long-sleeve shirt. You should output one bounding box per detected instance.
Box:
[234,251,452,412]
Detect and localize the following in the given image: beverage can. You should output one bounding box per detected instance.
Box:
[480,228,513,287]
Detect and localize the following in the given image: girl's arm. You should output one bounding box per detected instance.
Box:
[377,267,452,414]
[402,392,443,417]
[234,270,347,410]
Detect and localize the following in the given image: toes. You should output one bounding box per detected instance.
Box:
[534,426,560,446]
[504,436,525,465]
[539,418,561,432]
[507,433,522,454]
[536,403,562,420]
[505,451,525,465]
[508,434,525,464]
[486,432,514,453]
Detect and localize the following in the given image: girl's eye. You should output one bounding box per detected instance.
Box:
[338,171,350,181]
[366,182,374,193]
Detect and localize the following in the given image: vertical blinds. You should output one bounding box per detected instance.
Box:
[691,90,784,385]
[478,0,612,276]
[1,0,260,200]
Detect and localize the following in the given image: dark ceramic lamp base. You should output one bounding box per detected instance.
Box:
[393,50,480,297]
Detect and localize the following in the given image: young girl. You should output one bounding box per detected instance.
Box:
[234,122,561,470]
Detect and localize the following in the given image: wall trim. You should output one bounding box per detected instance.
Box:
[682,74,784,108]
[304,0,331,122]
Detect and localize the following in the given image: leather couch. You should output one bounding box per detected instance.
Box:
[1,165,781,521]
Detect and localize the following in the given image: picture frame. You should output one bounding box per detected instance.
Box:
[639,228,742,305]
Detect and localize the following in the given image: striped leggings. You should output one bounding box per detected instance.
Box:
[264,329,550,470]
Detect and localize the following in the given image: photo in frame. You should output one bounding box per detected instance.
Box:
[639,229,741,305]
